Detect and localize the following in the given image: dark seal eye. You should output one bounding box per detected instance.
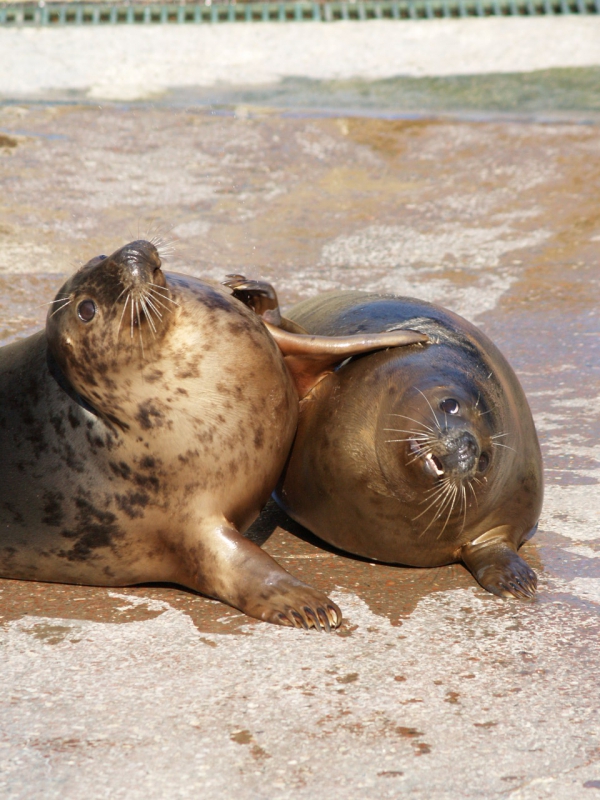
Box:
[440,398,460,415]
[478,452,490,473]
[77,300,96,323]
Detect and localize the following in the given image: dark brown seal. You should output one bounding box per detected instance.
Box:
[0,243,427,630]
[236,286,543,600]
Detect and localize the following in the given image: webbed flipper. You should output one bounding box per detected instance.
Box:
[178,518,341,631]
[223,275,429,398]
[461,527,537,600]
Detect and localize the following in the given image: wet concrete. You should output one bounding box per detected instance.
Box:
[0,101,599,798]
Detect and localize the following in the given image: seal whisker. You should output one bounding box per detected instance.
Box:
[416,480,450,508]
[415,387,442,432]
[117,292,130,343]
[147,291,173,314]
[467,479,479,508]
[437,485,458,539]
[144,294,164,320]
[139,296,157,337]
[414,478,452,515]
[134,299,145,358]
[49,299,72,317]
[40,297,70,308]
[460,484,467,533]
[142,296,164,332]
[383,428,432,436]
[418,481,455,536]
[111,285,130,312]
[491,432,510,439]
[130,292,135,341]
[148,288,179,311]
[388,413,436,434]
[149,283,180,306]
[492,442,517,453]
[405,447,438,467]
[386,437,435,446]
[429,482,456,532]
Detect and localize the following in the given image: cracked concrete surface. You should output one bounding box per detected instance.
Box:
[0,86,599,798]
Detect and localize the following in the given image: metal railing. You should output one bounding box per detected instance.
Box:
[1,0,598,24]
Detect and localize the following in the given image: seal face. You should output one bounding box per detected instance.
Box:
[0,241,348,630]
[239,288,542,600]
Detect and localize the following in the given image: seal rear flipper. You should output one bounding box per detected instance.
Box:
[264,322,429,399]
[223,275,307,333]
[178,520,342,631]
[461,527,537,600]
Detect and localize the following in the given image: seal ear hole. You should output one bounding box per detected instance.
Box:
[478,452,490,473]
[440,398,460,415]
[77,300,96,323]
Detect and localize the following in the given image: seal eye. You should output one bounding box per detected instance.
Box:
[77,300,96,323]
[440,398,460,415]
[478,452,490,473]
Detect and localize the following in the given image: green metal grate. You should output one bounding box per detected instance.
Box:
[1,0,598,24]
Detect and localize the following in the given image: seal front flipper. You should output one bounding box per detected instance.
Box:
[461,527,537,600]
[178,519,342,631]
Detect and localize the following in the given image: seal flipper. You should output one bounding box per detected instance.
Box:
[224,275,429,397]
[223,275,307,333]
[461,527,537,600]
[264,323,429,399]
[178,520,341,631]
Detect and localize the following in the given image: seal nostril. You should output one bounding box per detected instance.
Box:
[478,452,490,473]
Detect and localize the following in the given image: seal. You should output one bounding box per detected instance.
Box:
[0,242,427,630]
[235,286,543,600]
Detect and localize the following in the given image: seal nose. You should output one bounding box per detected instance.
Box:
[117,240,162,283]
[442,429,480,475]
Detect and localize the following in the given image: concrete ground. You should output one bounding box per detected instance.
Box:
[1,21,600,800]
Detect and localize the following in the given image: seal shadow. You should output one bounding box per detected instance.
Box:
[246,500,545,624]
[0,513,543,636]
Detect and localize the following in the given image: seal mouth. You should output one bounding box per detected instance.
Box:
[408,427,481,482]
[424,451,445,477]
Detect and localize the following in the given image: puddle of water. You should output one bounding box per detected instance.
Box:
[15,67,600,122]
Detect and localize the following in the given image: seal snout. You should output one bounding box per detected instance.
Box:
[411,426,482,481]
[439,428,480,477]
[116,240,163,289]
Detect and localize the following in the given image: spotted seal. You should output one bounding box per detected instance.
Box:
[0,243,427,630]
[233,285,543,600]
